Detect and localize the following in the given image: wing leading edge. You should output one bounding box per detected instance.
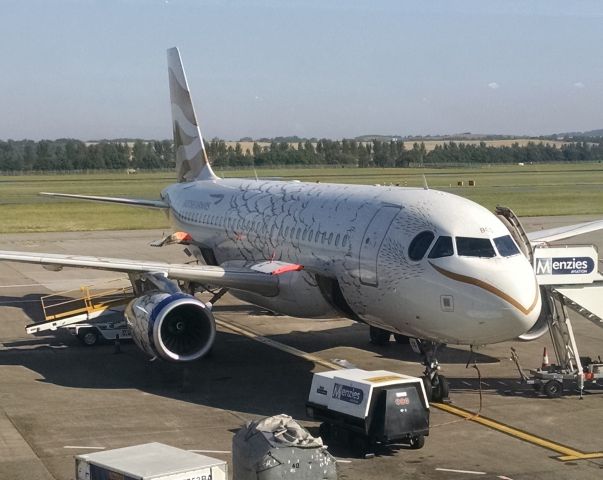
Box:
[528,218,603,245]
[0,250,278,297]
[39,192,169,209]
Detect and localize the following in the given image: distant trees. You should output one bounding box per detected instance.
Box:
[0,138,601,172]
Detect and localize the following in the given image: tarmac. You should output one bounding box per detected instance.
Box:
[0,217,602,480]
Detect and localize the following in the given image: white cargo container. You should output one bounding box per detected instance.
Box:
[75,442,227,480]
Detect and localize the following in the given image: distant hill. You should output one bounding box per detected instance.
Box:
[355,133,523,142]
[553,129,603,139]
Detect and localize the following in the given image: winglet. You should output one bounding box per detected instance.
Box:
[167,47,218,182]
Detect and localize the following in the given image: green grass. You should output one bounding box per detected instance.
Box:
[1,164,603,232]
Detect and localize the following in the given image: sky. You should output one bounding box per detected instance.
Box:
[1,0,603,140]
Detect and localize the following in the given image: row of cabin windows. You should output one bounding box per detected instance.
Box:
[178,208,350,248]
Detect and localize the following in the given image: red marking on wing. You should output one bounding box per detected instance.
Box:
[271,264,304,275]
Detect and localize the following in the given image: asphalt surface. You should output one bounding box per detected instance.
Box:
[0,218,602,480]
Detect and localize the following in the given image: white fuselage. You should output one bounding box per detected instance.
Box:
[161,178,540,346]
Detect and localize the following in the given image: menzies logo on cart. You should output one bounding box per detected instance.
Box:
[535,257,595,275]
[332,383,364,405]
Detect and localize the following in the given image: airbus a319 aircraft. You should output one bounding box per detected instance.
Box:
[1,48,602,401]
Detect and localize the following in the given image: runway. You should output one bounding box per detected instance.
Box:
[0,219,602,479]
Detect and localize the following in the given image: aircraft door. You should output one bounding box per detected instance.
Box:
[359,206,401,286]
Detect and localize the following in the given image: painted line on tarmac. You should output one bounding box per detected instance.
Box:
[436,467,486,475]
[216,318,603,463]
[64,446,105,450]
[188,449,231,454]
[215,318,342,370]
[432,403,603,462]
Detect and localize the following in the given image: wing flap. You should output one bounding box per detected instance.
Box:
[40,192,169,209]
[0,251,278,297]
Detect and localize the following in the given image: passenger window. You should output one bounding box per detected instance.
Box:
[494,235,520,257]
[328,232,333,245]
[335,233,340,247]
[342,235,349,247]
[302,229,308,241]
[456,237,496,258]
[428,236,454,258]
[408,231,435,261]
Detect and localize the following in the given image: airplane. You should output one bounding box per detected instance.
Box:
[1,47,602,402]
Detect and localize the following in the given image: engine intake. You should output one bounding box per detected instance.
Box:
[125,292,215,362]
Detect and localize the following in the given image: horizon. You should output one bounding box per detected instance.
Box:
[2,1,603,141]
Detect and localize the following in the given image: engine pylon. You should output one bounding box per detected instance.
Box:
[541,347,550,370]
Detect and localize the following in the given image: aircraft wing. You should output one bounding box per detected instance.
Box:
[40,192,169,209]
[0,250,279,296]
[527,218,603,245]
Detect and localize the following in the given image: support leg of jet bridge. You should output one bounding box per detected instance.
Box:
[544,292,584,395]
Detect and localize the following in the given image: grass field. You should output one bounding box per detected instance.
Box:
[1,163,602,233]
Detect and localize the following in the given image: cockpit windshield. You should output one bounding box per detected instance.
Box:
[456,237,496,258]
[493,235,520,257]
[408,231,435,261]
[428,236,454,258]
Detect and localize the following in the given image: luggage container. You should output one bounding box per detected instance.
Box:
[75,442,227,480]
[306,369,429,454]
[232,414,337,480]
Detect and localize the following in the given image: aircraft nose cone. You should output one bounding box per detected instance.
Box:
[489,258,541,337]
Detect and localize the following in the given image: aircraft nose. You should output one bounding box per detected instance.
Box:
[429,256,541,343]
[482,257,541,339]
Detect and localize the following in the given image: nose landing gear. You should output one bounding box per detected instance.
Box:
[413,339,450,402]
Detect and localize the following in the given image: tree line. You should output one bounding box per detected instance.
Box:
[1,138,602,172]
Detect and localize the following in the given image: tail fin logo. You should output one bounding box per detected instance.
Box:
[167,47,218,182]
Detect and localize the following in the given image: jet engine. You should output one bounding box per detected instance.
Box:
[125,292,215,362]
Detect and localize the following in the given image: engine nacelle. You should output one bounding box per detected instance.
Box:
[125,291,215,362]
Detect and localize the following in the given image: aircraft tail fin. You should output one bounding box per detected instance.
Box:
[167,47,218,182]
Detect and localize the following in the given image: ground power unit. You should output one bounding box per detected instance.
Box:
[75,442,227,480]
[306,369,429,455]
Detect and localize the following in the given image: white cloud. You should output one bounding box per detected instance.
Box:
[488,82,500,90]
[573,81,585,88]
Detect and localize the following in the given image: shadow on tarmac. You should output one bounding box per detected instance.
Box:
[1,292,504,423]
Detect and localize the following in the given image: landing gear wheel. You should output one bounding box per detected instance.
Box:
[393,334,410,344]
[543,380,563,398]
[431,374,449,402]
[408,434,425,449]
[369,326,391,346]
[78,328,99,346]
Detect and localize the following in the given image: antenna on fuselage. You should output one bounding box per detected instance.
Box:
[422,174,429,190]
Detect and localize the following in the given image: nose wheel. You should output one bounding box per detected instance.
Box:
[416,340,449,402]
